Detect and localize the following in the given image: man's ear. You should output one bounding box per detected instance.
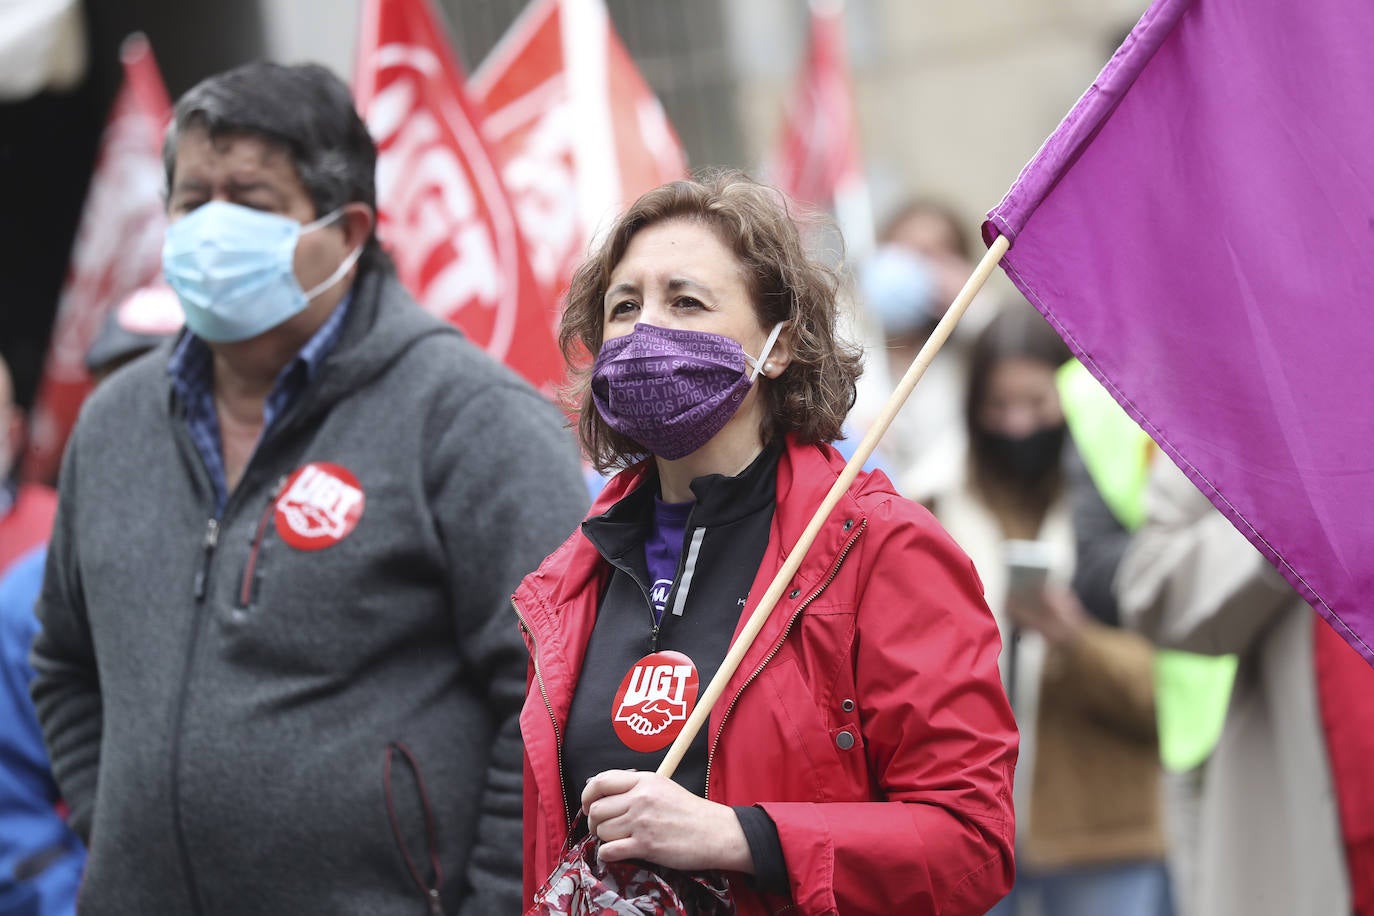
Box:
[340,202,375,252]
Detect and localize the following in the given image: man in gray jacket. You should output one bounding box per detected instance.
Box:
[30,61,588,915]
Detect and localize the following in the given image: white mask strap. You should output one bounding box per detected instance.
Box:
[300,207,345,235]
[304,244,364,302]
[747,321,788,383]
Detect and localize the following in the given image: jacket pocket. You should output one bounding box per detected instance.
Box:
[236,482,285,611]
[758,655,865,802]
[383,741,446,916]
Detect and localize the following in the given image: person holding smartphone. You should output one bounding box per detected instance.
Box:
[927,304,1170,916]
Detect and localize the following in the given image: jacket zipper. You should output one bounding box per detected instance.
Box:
[237,476,288,608]
[168,397,305,915]
[192,518,219,600]
[704,519,867,799]
[172,516,221,916]
[649,517,701,653]
[513,601,572,834]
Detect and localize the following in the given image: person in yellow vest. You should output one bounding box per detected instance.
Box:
[1058,359,1236,916]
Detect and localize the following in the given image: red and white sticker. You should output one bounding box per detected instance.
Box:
[274,462,366,551]
[611,651,699,753]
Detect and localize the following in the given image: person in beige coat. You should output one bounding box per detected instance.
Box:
[1116,456,1351,916]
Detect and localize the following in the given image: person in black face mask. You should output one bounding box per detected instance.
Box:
[978,422,1067,487]
[930,303,1171,916]
[963,305,1071,516]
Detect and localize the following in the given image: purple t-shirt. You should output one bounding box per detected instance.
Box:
[644,496,693,623]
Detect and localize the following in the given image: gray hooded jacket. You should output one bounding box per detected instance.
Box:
[30,268,588,915]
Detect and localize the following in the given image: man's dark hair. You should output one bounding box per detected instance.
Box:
[163,61,390,274]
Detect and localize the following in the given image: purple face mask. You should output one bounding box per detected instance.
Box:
[591,322,786,460]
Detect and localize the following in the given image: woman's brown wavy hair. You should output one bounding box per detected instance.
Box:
[560,169,864,472]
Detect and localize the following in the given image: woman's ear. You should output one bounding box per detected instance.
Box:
[761,321,794,378]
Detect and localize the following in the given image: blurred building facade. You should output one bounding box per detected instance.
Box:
[263,0,1146,247]
[2,0,1144,407]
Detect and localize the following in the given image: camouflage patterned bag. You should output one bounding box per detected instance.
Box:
[528,833,734,915]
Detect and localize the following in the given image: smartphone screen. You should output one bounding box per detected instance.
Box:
[1003,538,1053,599]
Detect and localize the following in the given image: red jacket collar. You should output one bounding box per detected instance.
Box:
[512,434,898,727]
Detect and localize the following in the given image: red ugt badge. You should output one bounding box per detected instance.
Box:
[274,462,366,551]
[611,651,699,753]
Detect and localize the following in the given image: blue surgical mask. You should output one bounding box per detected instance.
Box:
[859,244,939,337]
[162,201,362,343]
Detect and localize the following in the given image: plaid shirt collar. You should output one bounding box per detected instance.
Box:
[167,290,353,514]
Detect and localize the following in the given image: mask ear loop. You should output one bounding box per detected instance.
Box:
[298,207,364,302]
[747,321,788,383]
[303,244,364,302]
[300,207,345,235]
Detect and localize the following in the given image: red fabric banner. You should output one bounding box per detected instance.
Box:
[468,0,687,311]
[355,0,563,394]
[24,34,170,483]
[769,2,866,222]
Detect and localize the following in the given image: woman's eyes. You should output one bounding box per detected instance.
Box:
[607,295,706,318]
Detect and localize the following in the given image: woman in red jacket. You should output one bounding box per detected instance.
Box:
[513,171,1017,915]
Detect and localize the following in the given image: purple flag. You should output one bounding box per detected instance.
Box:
[984,0,1374,664]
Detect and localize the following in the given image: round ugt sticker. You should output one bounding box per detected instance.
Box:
[274,462,366,550]
[611,651,699,753]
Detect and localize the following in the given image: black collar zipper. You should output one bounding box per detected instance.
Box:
[646,518,704,654]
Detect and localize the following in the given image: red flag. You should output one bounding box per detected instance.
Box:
[354,0,562,393]
[25,33,170,484]
[469,0,687,305]
[769,0,871,248]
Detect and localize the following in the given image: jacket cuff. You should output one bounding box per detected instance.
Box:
[732,805,789,895]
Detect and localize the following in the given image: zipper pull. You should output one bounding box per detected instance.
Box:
[649,623,661,654]
[426,889,443,916]
[193,518,219,600]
